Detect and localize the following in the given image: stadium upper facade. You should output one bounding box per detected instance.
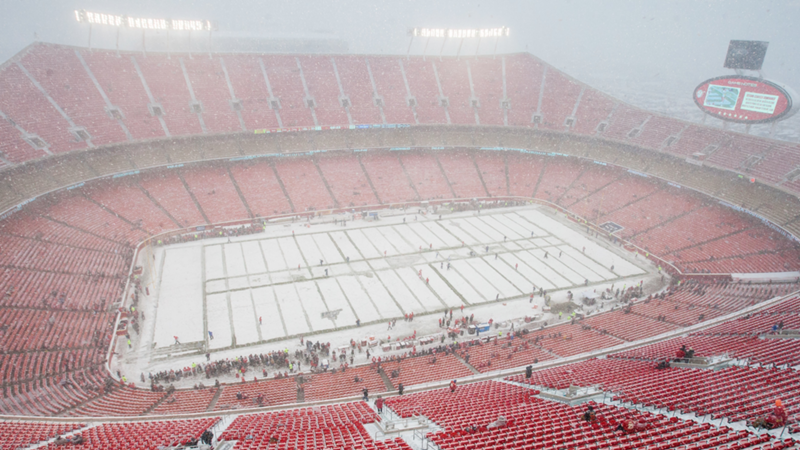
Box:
[0,43,798,187]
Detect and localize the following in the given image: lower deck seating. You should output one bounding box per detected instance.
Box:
[214,377,298,411]
[522,323,626,357]
[507,359,800,426]
[0,421,84,450]
[385,381,780,450]
[380,354,474,387]
[697,312,800,336]
[582,310,679,341]
[456,337,555,373]
[151,388,218,415]
[221,401,410,450]
[664,283,796,312]
[609,334,800,367]
[302,365,387,402]
[68,386,166,417]
[43,417,219,450]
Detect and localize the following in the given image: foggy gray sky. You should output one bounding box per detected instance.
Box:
[1,0,799,139]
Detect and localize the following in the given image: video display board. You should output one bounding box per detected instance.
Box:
[694,76,793,124]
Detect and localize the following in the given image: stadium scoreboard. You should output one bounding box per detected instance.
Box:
[694,76,794,124]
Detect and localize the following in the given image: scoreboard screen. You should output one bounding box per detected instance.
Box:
[694,76,793,124]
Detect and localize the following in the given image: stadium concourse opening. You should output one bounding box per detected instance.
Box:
[2,2,800,448]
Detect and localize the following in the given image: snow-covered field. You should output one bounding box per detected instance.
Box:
[138,206,648,356]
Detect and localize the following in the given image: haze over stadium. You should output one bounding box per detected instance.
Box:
[0,2,799,450]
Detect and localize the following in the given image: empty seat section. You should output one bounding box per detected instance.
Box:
[0,64,86,154]
[436,59,475,125]
[44,191,146,245]
[0,308,112,352]
[668,125,730,158]
[632,205,748,256]
[509,358,800,426]
[0,234,127,277]
[559,164,621,209]
[750,143,800,184]
[0,114,45,163]
[262,55,315,127]
[69,385,166,417]
[436,150,487,198]
[358,152,418,203]
[470,57,505,126]
[380,354,474,388]
[634,115,685,150]
[398,152,453,200]
[182,57,242,133]
[603,187,700,238]
[181,165,250,224]
[533,157,584,202]
[151,388,218,415]
[0,266,122,309]
[538,70,582,131]
[43,417,219,450]
[583,310,679,341]
[628,298,728,327]
[523,323,625,357]
[473,151,507,196]
[138,171,207,227]
[706,134,772,171]
[214,377,298,410]
[572,89,615,135]
[504,54,545,127]
[0,421,84,450]
[456,337,554,373]
[134,54,204,136]
[0,210,123,253]
[299,56,350,126]
[334,56,384,125]
[316,153,379,207]
[507,153,545,197]
[611,334,800,367]
[369,57,416,124]
[602,105,649,141]
[20,45,127,146]
[228,161,293,217]
[80,49,164,140]
[403,59,447,124]
[221,402,408,450]
[574,175,661,221]
[274,158,335,211]
[303,365,386,402]
[84,179,178,235]
[387,380,759,450]
[0,348,103,385]
[222,55,281,130]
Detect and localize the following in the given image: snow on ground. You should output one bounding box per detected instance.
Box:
[121,205,659,384]
[151,246,204,349]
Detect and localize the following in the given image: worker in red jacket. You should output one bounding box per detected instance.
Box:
[676,344,686,362]
[375,396,384,413]
[450,380,457,393]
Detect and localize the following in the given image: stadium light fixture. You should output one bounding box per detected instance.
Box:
[408,27,510,60]
[74,9,212,31]
[409,27,510,39]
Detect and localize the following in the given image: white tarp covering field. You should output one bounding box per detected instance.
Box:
[146,207,648,355]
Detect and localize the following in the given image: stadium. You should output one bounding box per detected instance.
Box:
[0,3,799,450]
